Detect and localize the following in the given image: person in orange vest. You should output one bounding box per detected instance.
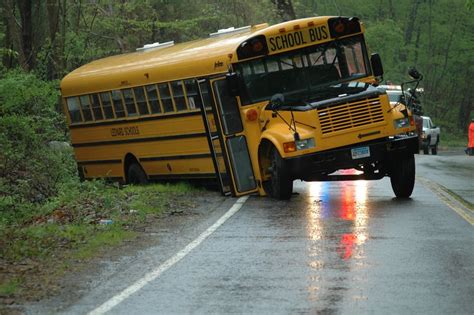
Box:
[467,118,474,156]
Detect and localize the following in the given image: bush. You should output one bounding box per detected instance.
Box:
[0,70,77,209]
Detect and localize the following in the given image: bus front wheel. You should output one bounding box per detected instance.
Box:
[127,163,148,185]
[265,147,293,200]
[389,153,415,198]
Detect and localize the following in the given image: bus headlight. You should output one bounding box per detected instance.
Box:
[393,117,410,129]
[296,138,315,150]
[283,138,315,153]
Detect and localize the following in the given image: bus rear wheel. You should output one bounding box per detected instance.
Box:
[390,153,415,198]
[127,163,148,185]
[265,147,293,200]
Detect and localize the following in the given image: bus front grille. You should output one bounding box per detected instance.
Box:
[317,97,384,135]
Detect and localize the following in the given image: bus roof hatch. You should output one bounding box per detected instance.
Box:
[136,41,175,51]
[209,26,251,37]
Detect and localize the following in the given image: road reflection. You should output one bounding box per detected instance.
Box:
[339,180,369,259]
[305,180,370,303]
[306,180,369,260]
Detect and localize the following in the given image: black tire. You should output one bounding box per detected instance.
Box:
[423,136,430,154]
[265,147,293,200]
[127,162,148,185]
[390,153,415,198]
[423,145,429,154]
[431,136,439,155]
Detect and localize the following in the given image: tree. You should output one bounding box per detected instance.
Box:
[271,0,296,21]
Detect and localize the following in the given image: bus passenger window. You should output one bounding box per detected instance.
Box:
[100,92,114,119]
[146,85,162,113]
[134,87,149,115]
[171,81,187,111]
[200,82,212,109]
[111,90,126,118]
[122,89,137,116]
[91,94,104,120]
[79,95,93,121]
[158,83,174,112]
[184,80,202,110]
[66,97,82,123]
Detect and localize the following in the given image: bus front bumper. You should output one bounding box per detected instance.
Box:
[285,135,419,181]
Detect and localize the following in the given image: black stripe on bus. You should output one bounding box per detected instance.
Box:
[140,153,211,162]
[72,132,207,148]
[69,110,206,129]
[77,159,122,165]
[148,173,216,180]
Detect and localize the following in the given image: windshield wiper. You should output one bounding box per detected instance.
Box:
[266,94,316,136]
[311,40,340,66]
[268,94,300,141]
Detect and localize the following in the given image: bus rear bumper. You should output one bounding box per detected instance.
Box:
[286,135,419,181]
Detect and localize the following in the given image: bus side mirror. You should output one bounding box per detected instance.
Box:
[226,72,240,96]
[408,67,422,80]
[370,53,384,77]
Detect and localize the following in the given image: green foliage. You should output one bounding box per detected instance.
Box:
[365,20,406,82]
[0,70,59,118]
[0,181,198,263]
[0,71,75,208]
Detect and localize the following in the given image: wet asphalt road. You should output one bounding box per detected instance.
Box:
[30,152,474,314]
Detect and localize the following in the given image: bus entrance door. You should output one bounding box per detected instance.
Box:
[197,78,258,197]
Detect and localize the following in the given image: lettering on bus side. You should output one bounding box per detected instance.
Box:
[110,126,140,137]
[268,25,329,52]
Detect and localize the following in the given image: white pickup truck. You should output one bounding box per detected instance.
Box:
[421,116,440,154]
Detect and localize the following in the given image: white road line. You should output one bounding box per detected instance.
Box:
[88,195,250,315]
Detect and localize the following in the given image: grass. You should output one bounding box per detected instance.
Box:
[0,279,20,296]
[74,226,136,260]
[0,180,199,300]
[438,126,469,148]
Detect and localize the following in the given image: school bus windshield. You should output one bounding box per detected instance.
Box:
[235,35,370,106]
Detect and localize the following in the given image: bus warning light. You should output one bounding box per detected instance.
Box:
[237,35,268,60]
[334,22,345,33]
[245,109,259,121]
[328,17,361,38]
[252,41,264,52]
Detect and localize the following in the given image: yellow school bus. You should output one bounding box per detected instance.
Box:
[61,16,419,200]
